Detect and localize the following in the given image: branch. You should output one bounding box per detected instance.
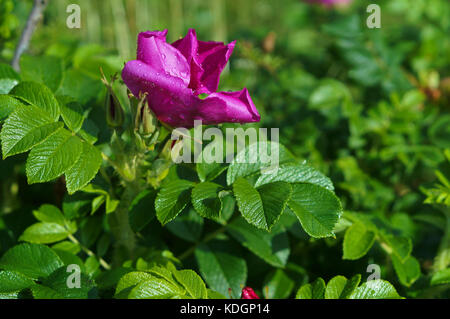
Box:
[11,0,50,72]
[68,234,112,271]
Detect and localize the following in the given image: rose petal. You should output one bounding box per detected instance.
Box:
[195,40,235,94]
[172,29,235,95]
[195,88,260,125]
[123,60,259,127]
[122,60,196,126]
[138,31,191,86]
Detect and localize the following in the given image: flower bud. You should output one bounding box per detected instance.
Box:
[105,87,124,128]
[101,69,124,128]
[241,287,259,299]
[138,102,158,136]
[132,91,159,138]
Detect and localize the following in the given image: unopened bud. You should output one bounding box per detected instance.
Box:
[139,102,157,136]
[241,287,259,299]
[101,69,124,128]
[105,87,124,128]
[133,93,158,137]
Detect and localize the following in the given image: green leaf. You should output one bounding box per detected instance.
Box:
[116,271,183,299]
[57,96,85,132]
[197,162,227,183]
[0,94,25,121]
[0,243,63,279]
[20,55,64,92]
[392,255,421,287]
[173,269,208,299]
[382,234,412,262]
[84,256,100,278]
[309,79,351,111]
[227,142,295,186]
[1,104,63,158]
[233,178,292,231]
[81,183,119,215]
[191,182,223,220]
[0,270,35,293]
[128,278,183,299]
[325,274,361,299]
[57,69,103,104]
[155,180,194,225]
[31,284,64,299]
[324,276,347,299]
[0,63,20,94]
[52,241,81,255]
[96,267,133,290]
[255,163,334,191]
[166,208,203,243]
[296,278,326,299]
[39,267,96,299]
[19,223,69,244]
[288,183,342,238]
[263,269,295,299]
[431,268,450,286]
[10,82,60,121]
[227,217,290,267]
[350,280,402,299]
[52,249,86,273]
[146,265,177,283]
[207,289,227,299]
[78,118,99,144]
[65,141,102,194]
[195,240,247,299]
[340,274,361,298]
[343,222,376,260]
[33,204,66,226]
[129,190,157,232]
[115,271,153,296]
[429,115,450,148]
[196,139,228,182]
[26,128,83,184]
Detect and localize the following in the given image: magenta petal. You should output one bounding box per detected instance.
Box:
[195,40,235,94]
[241,287,260,299]
[123,29,260,128]
[195,88,260,125]
[137,31,191,86]
[123,60,259,128]
[122,60,196,126]
[171,29,205,93]
[172,29,235,95]
[139,29,168,41]
[171,29,198,60]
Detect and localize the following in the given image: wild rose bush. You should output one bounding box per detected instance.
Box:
[0,0,449,300]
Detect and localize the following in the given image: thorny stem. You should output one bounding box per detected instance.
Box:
[12,0,50,72]
[108,177,143,266]
[101,151,134,182]
[68,234,111,270]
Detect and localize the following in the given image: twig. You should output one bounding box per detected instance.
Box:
[68,234,112,270]
[11,0,50,72]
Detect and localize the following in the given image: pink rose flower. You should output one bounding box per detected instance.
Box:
[122,29,260,128]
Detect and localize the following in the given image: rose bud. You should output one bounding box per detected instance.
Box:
[241,287,260,299]
[138,100,158,137]
[101,70,124,128]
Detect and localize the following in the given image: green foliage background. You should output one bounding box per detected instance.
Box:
[0,0,449,299]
